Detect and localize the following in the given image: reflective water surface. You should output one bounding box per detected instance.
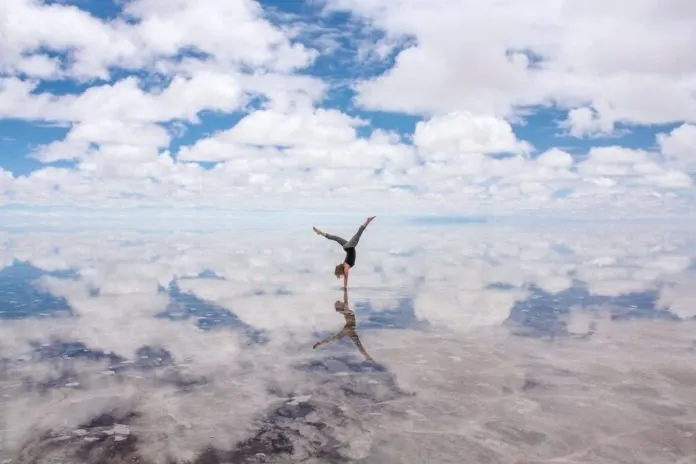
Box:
[1,223,696,463]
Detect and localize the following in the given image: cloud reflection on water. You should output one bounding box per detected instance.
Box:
[0,224,695,463]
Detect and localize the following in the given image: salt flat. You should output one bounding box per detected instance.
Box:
[1,223,695,463]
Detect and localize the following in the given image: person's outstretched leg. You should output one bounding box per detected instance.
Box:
[343,226,365,249]
[313,226,347,247]
[343,216,376,248]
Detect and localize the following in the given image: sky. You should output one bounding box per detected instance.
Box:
[1,0,695,217]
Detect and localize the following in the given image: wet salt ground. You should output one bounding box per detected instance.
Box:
[1,223,696,463]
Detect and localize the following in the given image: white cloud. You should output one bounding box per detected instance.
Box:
[125,0,316,72]
[657,123,696,171]
[12,53,62,79]
[575,146,693,190]
[0,0,316,80]
[177,108,415,177]
[562,107,617,138]
[32,120,172,164]
[658,276,696,319]
[413,111,533,155]
[326,0,696,126]
[221,108,365,147]
[0,73,247,124]
[534,148,573,169]
[414,287,526,331]
[0,166,13,185]
[0,0,695,217]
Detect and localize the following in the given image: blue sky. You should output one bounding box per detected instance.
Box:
[0,0,694,217]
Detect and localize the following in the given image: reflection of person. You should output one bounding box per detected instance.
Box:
[313,216,376,289]
[312,288,375,363]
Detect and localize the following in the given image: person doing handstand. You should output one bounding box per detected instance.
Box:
[313,216,376,289]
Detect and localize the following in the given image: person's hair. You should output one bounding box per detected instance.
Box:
[334,263,344,278]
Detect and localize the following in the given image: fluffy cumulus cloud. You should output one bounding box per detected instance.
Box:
[0,0,695,216]
[657,123,696,171]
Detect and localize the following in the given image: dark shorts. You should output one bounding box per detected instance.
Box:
[344,247,356,267]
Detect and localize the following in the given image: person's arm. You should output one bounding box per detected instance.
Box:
[343,287,349,307]
[343,263,350,289]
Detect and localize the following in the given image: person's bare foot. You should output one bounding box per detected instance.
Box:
[313,226,324,236]
[364,216,376,227]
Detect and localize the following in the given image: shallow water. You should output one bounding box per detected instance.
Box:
[1,223,696,463]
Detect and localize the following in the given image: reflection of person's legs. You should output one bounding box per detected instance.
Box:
[348,331,374,363]
[343,225,365,249]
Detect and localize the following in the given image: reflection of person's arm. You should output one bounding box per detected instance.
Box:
[343,287,349,307]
